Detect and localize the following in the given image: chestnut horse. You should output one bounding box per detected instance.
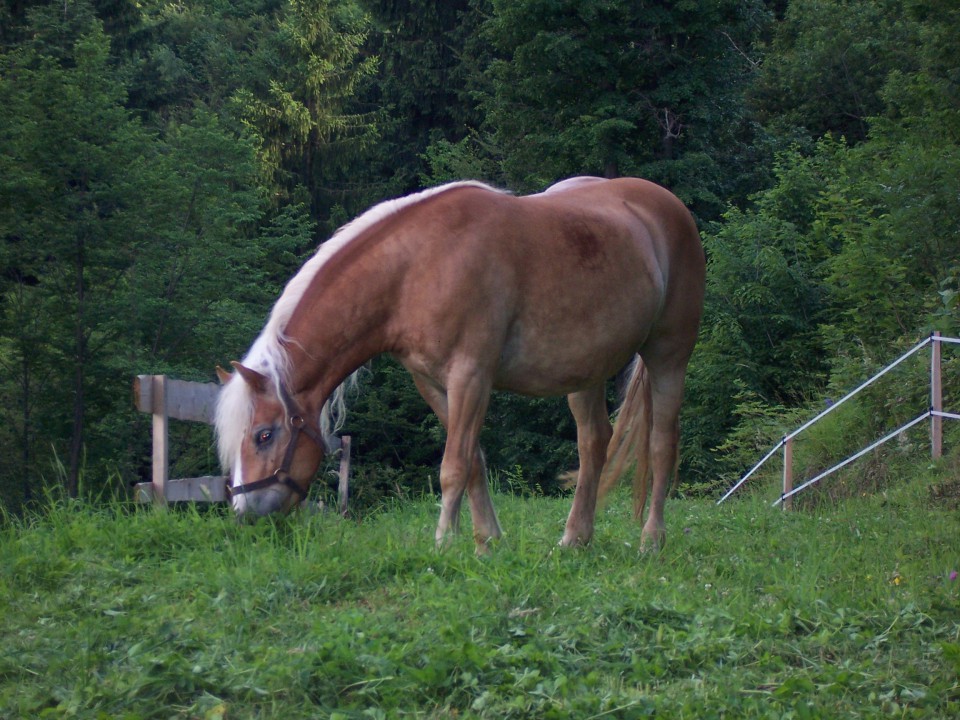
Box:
[215,177,704,551]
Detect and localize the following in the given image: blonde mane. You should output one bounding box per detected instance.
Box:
[215,181,502,472]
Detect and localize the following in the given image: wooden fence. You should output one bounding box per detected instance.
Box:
[133,374,350,512]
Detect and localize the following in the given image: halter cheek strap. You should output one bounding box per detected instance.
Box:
[227,410,327,502]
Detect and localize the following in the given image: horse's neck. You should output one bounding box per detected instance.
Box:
[284,230,403,401]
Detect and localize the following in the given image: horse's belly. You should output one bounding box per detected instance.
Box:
[493,354,630,396]
[492,303,653,396]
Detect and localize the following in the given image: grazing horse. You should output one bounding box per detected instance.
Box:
[214,177,704,551]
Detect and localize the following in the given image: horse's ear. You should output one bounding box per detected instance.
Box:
[230,361,268,394]
[215,365,232,385]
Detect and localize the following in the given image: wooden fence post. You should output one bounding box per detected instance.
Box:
[151,375,169,506]
[338,436,351,517]
[134,374,224,503]
[782,437,793,511]
[932,331,943,460]
[134,374,349,508]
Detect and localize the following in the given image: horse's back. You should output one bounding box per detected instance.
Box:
[393,178,702,396]
[537,176,607,195]
[517,177,703,308]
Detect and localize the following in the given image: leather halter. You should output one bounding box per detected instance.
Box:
[227,389,326,502]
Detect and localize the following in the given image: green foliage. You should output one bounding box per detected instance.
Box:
[341,357,444,502]
[358,0,483,194]
[817,121,960,357]
[1,17,163,499]
[342,359,578,503]
[0,6,314,505]
[2,470,959,717]
[477,0,770,215]
[482,393,579,494]
[684,146,832,483]
[751,0,920,144]
[690,0,960,488]
[230,0,380,210]
[4,0,960,510]
[420,134,504,188]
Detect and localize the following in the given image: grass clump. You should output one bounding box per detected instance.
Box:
[1,469,959,719]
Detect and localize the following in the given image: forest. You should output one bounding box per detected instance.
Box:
[1,0,958,513]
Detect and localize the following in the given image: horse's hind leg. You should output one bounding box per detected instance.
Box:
[640,351,690,552]
[643,414,679,552]
[560,384,612,547]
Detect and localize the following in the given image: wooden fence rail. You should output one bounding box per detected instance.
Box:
[132,374,350,512]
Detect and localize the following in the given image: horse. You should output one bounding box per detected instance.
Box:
[214,176,705,552]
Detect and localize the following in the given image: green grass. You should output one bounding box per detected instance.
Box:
[1,471,959,719]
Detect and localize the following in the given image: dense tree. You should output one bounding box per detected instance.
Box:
[3,0,960,511]
[684,145,835,482]
[687,0,960,486]
[750,0,919,144]
[0,7,313,504]
[816,6,960,356]
[476,0,769,216]
[356,0,481,195]
[0,18,160,498]
[229,0,380,218]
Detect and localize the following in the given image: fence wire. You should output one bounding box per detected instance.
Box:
[719,334,957,505]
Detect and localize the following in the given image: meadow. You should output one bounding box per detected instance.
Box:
[2,467,958,719]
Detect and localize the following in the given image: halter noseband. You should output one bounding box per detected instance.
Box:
[227,390,326,502]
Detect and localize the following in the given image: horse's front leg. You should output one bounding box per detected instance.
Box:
[465,447,501,551]
[434,367,499,551]
[412,372,502,550]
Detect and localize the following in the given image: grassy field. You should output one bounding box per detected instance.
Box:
[2,469,959,719]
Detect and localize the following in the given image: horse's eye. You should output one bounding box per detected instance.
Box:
[255,428,274,446]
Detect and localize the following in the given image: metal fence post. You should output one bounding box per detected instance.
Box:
[932,331,943,460]
[782,437,793,510]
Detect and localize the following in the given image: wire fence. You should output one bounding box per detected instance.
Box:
[718,333,958,507]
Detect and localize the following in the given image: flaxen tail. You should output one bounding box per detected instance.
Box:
[597,356,655,519]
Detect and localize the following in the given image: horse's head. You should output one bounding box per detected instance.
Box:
[215,361,326,518]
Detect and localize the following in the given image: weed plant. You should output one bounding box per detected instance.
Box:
[1,466,959,719]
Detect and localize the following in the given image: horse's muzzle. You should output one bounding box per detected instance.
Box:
[230,482,296,518]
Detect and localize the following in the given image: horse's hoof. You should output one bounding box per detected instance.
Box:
[639,531,665,554]
[558,532,592,548]
[473,532,501,556]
